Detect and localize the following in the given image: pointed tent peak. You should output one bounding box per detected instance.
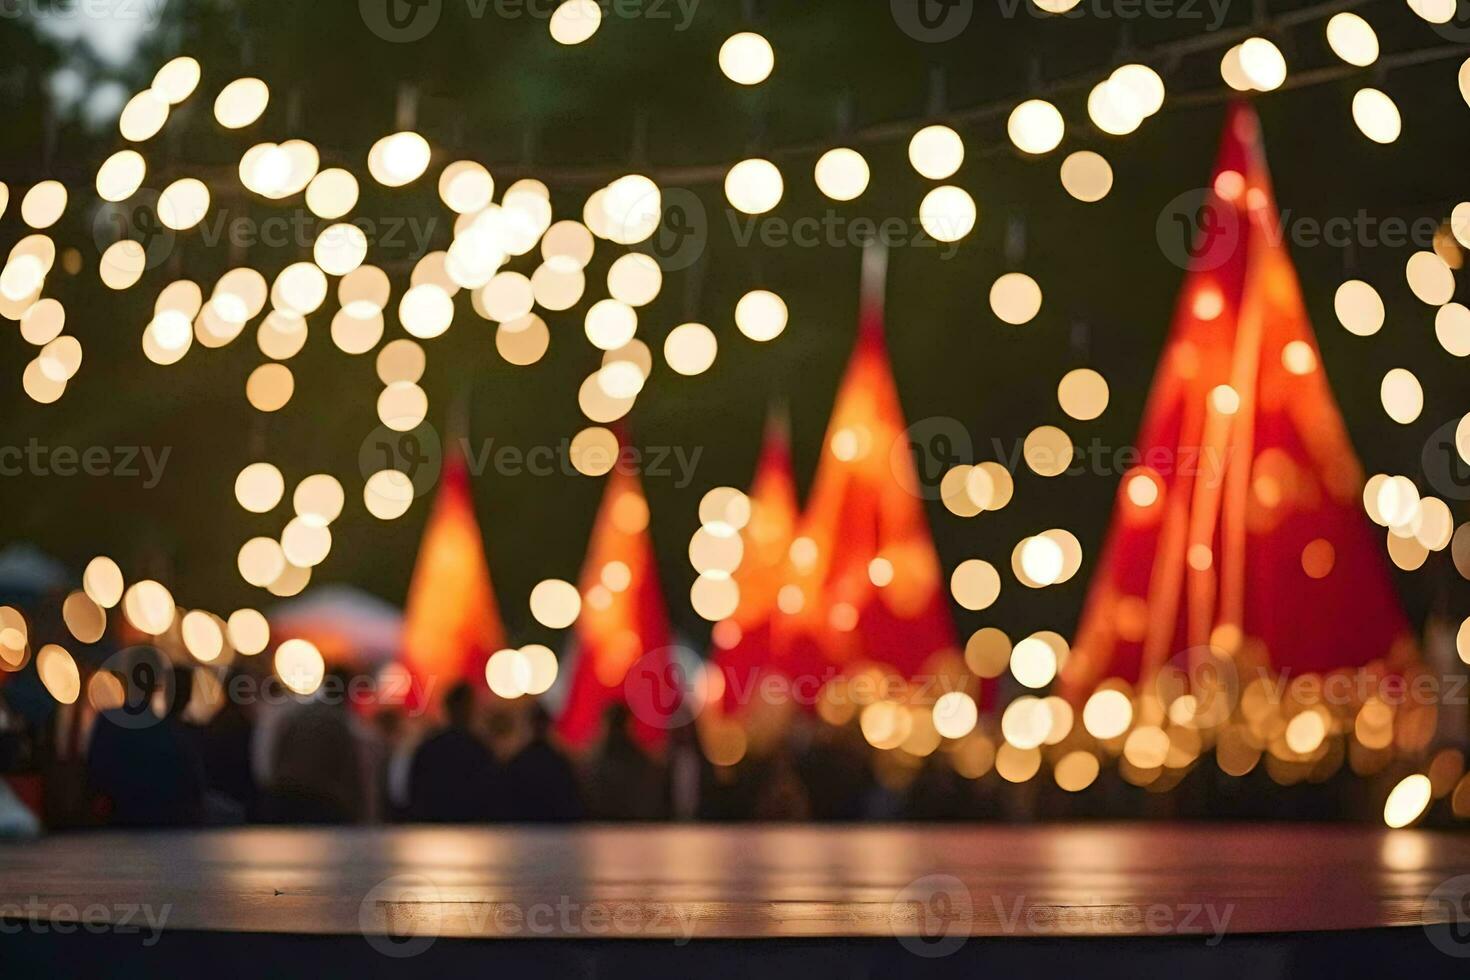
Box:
[1215,101,1265,175]
[1062,102,1413,701]
[438,435,470,491]
[400,433,505,711]
[759,401,793,469]
[1204,101,1277,216]
[1168,102,1285,330]
[444,384,472,448]
[558,428,673,750]
[591,460,653,546]
[603,419,640,460]
[856,238,890,350]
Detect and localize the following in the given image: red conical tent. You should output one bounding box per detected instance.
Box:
[1061,103,1415,704]
[711,410,801,714]
[556,461,676,749]
[400,450,506,711]
[783,246,960,681]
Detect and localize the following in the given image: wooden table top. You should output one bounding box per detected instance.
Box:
[1,823,1468,941]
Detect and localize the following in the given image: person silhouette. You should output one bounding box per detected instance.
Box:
[502,703,584,823]
[87,661,205,828]
[406,681,500,822]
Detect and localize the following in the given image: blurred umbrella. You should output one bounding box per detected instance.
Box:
[0,543,68,600]
[267,584,404,669]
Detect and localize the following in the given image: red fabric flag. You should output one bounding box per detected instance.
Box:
[400,450,506,712]
[1061,103,1415,704]
[783,247,960,682]
[711,411,801,714]
[556,462,676,749]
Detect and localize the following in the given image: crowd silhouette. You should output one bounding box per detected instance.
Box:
[0,658,1411,831]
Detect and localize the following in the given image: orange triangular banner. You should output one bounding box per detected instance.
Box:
[1061,103,1415,702]
[712,410,801,713]
[556,460,675,748]
[400,450,506,709]
[783,248,959,680]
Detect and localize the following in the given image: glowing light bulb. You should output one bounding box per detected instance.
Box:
[719,32,774,85]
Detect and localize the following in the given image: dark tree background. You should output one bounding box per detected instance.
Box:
[0,0,1465,652]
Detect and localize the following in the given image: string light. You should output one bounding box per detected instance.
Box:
[152,56,201,104]
[214,77,269,129]
[119,89,169,141]
[719,32,774,85]
[275,639,325,696]
[1059,151,1112,202]
[1352,88,1401,144]
[364,470,415,519]
[82,557,124,609]
[235,462,285,513]
[989,272,1042,325]
[306,168,359,219]
[20,182,66,229]
[908,125,965,180]
[606,253,663,307]
[549,0,602,45]
[1334,279,1385,335]
[735,290,788,342]
[530,578,582,629]
[814,148,870,201]
[96,150,146,202]
[664,322,718,375]
[1325,13,1378,67]
[725,159,784,214]
[1238,37,1287,92]
[368,131,431,187]
[919,186,976,243]
[1007,99,1064,154]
